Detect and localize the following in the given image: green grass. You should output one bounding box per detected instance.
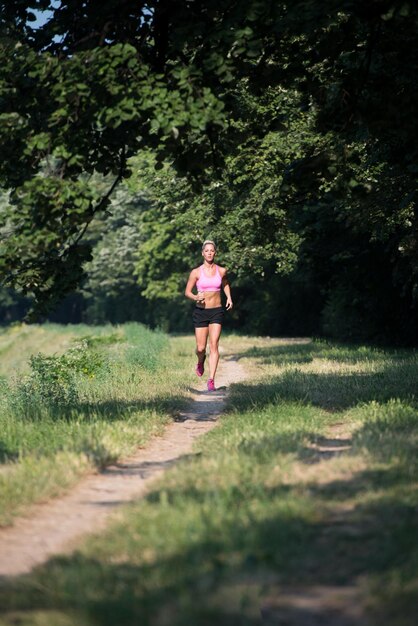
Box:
[0,336,417,626]
[0,323,116,378]
[0,323,196,525]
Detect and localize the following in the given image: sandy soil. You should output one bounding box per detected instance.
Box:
[0,354,246,578]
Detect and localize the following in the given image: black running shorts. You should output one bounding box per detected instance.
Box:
[192,306,224,328]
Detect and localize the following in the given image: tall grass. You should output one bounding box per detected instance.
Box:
[124,322,169,371]
[0,337,416,625]
[0,323,117,378]
[0,323,195,525]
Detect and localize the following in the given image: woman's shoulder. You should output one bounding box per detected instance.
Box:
[216,265,227,276]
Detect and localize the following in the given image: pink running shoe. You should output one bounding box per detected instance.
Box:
[207,378,215,392]
[195,361,205,377]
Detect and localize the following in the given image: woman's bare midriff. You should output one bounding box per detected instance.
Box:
[197,291,222,309]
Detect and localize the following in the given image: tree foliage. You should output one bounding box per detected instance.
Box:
[130,1,418,342]
[0,0,227,313]
[80,185,148,324]
[0,1,417,341]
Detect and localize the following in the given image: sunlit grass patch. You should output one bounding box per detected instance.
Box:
[0,323,196,524]
[123,322,169,372]
[230,344,417,411]
[241,339,415,371]
[0,452,90,528]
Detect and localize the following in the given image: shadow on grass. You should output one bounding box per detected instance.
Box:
[305,465,413,501]
[238,342,414,366]
[0,472,416,626]
[2,395,192,469]
[74,394,189,420]
[233,343,317,365]
[237,432,352,462]
[0,345,417,624]
[225,359,417,412]
[0,410,417,625]
[17,393,190,424]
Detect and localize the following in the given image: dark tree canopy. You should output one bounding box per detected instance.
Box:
[0,1,417,341]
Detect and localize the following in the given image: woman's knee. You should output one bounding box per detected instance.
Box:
[209,341,219,354]
[196,344,206,354]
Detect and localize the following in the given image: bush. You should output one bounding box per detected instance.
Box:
[12,340,107,411]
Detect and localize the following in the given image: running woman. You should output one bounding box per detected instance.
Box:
[185,240,233,391]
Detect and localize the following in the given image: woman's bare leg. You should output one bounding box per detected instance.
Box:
[208,323,222,381]
[195,326,209,364]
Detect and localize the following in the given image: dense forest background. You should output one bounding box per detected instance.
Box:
[1,1,417,344]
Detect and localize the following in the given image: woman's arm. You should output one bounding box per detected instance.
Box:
[221,269,233,310]
[185,269,203,303]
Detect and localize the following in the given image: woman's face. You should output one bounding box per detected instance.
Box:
[202,244,216,262]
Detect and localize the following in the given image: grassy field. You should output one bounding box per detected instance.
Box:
[0,323,196,526]
[0,331,417,625]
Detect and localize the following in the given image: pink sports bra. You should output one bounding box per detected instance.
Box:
[196,264,222,292]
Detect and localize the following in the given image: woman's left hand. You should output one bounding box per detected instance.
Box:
[226,298,233,310]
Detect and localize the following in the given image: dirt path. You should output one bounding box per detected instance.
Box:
[0,355,246,578]
[259,420,368,626]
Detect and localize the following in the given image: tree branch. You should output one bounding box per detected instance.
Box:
[62,146,126,256]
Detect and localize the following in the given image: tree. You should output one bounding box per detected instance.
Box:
[81,184,149,324]
[129,1,418,342]
[0,1,417,342]
[0,0,228,315]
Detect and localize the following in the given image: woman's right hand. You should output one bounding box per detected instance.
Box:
[196,292,205,305]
